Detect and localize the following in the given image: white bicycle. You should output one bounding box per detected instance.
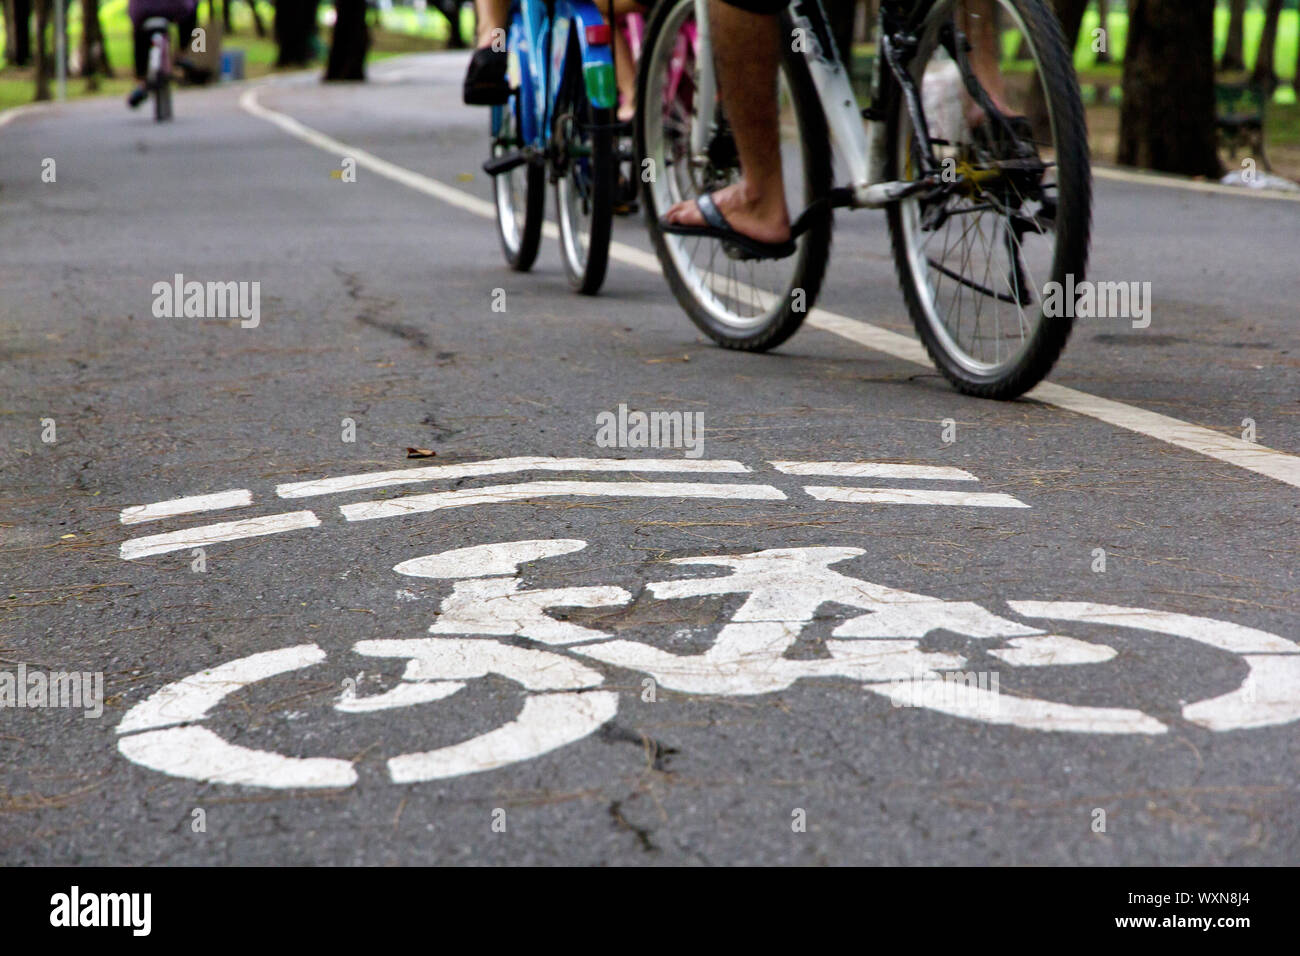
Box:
[636,0,1090,398]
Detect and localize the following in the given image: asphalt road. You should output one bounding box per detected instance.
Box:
[1,53,1298,865]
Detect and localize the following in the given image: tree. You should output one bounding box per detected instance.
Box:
[1093,0,1111,63]
[1251,0,1284,95]
[1221,0,1247,71]
[6,0,32,65]
[275,0,318,66]
[1052,0,1089,53]
[33,0,53,101]
[79,0,111,87]
[324,0,369,81]
[1117,0,1220,177]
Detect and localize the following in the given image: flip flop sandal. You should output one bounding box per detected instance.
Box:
[660,192,797,261]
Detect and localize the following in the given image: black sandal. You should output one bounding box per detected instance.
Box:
[660,192,796,261]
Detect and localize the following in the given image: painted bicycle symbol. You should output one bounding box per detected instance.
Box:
[116,540,1300,789]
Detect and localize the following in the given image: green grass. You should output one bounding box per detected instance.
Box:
[0,0,472,109]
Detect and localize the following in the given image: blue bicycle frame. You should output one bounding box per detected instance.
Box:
[508,0,617,150]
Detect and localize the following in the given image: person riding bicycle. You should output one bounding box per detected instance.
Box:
[126,0,201,110]
[463,0,1018,259]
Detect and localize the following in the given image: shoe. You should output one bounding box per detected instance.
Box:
[127,85,148,109]
[463,47,510,106]
[660,192,796,261]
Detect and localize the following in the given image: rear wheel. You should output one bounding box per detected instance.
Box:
[885,0,1091,398]
[491,94,545,271]
[636,0,832,351]
[155,75,172,122]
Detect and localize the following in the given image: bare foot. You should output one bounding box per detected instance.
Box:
[663,180,790,244]
[617,101,636,124]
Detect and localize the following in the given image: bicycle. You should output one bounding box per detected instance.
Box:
[484,0,622,293]
[142,17,175,122]
[635,0,1091,398]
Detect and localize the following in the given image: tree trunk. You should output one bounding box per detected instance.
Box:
[223,0,232,33]
[33,0,49,100]
[1220,0,1246,71]
[11,0,32,65]
[324,0,369,81]
[1093,0,1111,63]
[275,0,315,65]
[1117,0,1220,177]
[1251,0,1283,95]
[79,0,111,83]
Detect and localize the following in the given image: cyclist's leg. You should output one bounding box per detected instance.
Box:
[463,0,512,105]
[962,0,1020,126]
[127,17,151,107]
[660,0,790,247]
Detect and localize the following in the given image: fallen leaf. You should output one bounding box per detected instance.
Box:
[406,447,437,459]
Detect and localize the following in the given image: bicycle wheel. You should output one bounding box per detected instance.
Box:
[554,37,615,294]
[491,92,544,271]
[636,0,832,351]
[885,0,1091,398]
[155,74,172,122]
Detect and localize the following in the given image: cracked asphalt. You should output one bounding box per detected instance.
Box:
[1,52,1298,865]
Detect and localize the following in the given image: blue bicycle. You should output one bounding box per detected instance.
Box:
[485,0,618,294]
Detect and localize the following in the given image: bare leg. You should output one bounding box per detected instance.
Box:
[662,0,789,245]
[475,0,510,48]
[962,0,1013,125]
[614,25,637,122]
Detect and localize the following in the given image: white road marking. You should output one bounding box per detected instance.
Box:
[335,680,464,713]
[238,86,1300,491]
[804,486,1029,508]
[119,510,321,560]
[339,480,786,522]
[118,726,358,789]
[988,634,1118,667]
[394,539,587,579]
[1010,601,1300,731]
[386,690,619,783]
[771,460,978,480]
[1093,163,1300,203]
[118,644,329,733]
[119,489,253,525]
[276,456,750,499]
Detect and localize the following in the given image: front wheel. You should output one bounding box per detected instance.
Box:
[886,0,1091,398]
[491,95,545,271]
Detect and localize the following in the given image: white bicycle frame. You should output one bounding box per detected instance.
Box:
[689,0,949,208]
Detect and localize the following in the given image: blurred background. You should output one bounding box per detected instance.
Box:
[3,1,1297,183]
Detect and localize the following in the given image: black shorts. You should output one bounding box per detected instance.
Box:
[716,0,787,14]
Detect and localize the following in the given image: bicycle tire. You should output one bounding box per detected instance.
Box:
[555,45,615,294]
[635,0,832,352]
[885,0,1091,399]
[492,94,545,272]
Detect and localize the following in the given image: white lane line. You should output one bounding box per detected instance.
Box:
[771,460,977,481]
[120,489,254,525]
[239,87,1300,491]
[340,480,786,522]
[1093,164,1300,203]
[119,511,321,560]
[277,456,750,499]
[804,486,1029,508]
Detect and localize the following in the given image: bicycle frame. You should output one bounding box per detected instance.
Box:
[689,0,959,208]
[509,0,618,150]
